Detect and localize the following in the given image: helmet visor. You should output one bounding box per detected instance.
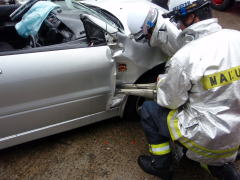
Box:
[142,8,158,39]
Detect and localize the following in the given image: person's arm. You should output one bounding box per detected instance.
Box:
[150,13,181,57]
[157,58,191,109]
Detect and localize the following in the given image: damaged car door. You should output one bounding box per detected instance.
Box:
[0,20,118,150]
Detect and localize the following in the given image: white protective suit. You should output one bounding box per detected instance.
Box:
[157,18,240,165]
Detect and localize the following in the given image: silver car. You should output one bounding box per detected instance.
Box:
[0,0,173,149]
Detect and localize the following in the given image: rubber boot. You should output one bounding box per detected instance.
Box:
[208,163,240,180]
[137,154,173,180]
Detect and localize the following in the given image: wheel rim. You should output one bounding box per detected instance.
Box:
[213,0,224,5]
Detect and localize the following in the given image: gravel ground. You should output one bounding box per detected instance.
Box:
[0,119,216,180]
[0,4,240,180]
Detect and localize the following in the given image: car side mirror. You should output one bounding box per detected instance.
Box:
[80,14,120,36]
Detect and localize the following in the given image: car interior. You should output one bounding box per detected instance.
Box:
[0,0,113,54]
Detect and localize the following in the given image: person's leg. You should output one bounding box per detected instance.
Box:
[140,101,171,153]
[197,162,240,180]
[138,101,173,180]
[208,163,240,180]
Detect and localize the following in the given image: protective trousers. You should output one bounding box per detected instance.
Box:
[140,101,171,156]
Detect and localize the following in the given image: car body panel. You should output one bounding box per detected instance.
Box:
[0,107,119,149]
[81,0,170,83]
[108,32,168,84]
[80,12,169,83]
[0,46,116,147]
[0,0,178,149]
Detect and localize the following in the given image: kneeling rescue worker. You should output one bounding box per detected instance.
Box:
[137,0,240,179]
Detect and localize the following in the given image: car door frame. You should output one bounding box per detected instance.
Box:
[0,37,118,150]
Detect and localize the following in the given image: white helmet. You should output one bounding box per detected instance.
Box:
[168,0,196,12]
[127,3,157,35]
[165,0,210,19]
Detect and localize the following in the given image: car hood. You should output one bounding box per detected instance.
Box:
[81,0,167,35]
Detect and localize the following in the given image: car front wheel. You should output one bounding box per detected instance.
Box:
[211,0,234,11]
[123,63,166,121]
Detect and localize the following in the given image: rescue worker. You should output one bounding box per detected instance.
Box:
[151,0,169,10]
[138,0,240,179]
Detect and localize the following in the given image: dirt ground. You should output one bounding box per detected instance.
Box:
[1,4,240,180]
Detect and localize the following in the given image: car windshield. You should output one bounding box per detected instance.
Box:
[17,0,123,31]
[68,0,124,31]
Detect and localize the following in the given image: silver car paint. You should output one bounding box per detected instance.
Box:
[109,33,168,84]
[85,0,169,82]
[0,0,173,149]
[0,46,116,149]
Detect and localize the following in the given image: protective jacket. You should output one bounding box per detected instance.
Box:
[157,18,240,165]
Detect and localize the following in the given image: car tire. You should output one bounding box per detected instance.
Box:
[123,63,166,121]
[211,0,234,11]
